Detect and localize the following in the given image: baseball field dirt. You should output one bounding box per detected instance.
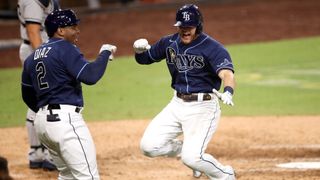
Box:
[0,0,320,179]
[1,116,320,179]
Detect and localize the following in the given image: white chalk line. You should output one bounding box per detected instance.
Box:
[235,157,320,174]
[249,144,320,150]
[277,162,320,169]
[247,144,320,171]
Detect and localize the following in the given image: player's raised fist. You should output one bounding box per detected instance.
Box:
[99,44,117,60]
[133,38,151,54]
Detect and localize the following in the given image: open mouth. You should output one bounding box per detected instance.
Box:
[182,32,191,38]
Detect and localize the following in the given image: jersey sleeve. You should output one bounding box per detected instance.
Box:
[135,35,172,64]
[208,45,234,74]
[149,36,170,61]
[77,50,111,85]
[21,59,33,87]
[60,44,89,79]
[21,59,38,112]
[22,0,44,24]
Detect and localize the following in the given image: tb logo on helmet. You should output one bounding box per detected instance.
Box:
[182,12,190,21]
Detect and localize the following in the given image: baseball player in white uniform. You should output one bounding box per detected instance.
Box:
[17,0,58,170]
[134,4,236,180]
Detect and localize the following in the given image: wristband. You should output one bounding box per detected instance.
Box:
[224,86,234,95]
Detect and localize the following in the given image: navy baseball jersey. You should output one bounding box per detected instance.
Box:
[22,37,111,109]
[135,33,234,93]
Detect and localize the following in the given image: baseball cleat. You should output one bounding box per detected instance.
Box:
[42,160,57,171]
[193,170,202,178]
[29,161,43,169]
[28,148,43,169]
[42,148,57,171]
[28,147,57,171]
[225,165,236,180]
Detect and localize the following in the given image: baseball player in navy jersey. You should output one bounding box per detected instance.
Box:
[21,9,116,179]
[17,0,59,170]
[133,4,236,180]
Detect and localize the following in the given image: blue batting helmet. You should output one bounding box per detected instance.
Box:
[45,9,80,37]
[174,4,203,34]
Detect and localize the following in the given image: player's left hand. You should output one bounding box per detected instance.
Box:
[212,89,234,106]
[99,44,117,60]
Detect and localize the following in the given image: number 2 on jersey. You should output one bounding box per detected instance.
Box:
[36,61,49,90]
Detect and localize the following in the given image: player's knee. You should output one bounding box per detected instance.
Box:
[140,139,159,157]
[181,152,201,168]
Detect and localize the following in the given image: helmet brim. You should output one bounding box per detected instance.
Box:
[173,21,182,27]
[173,21,198,28]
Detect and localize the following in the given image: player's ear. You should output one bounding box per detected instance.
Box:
[56,27,64,36]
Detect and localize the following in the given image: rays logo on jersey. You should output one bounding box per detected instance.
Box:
[166,47,205,72]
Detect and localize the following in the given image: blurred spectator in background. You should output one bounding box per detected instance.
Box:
[0,156,13,180]
[121,0,135,5]
[87,0,100,9]
[140,0,168,3]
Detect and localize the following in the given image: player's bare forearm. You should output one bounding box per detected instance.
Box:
[218,69,236,90]
[215,69,236,106]
[26,23,42,49]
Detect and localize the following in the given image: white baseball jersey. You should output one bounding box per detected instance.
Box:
[17,0,56,62]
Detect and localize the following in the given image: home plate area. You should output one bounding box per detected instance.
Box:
[277,162,320,169]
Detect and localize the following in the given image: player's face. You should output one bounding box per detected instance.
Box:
[178,26,197,45]
[61,25,80,44]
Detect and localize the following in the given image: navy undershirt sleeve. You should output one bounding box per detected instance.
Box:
[77,50,111,85]
[135,52,152,64]
[21,85,39,112]
[21,62,38,112]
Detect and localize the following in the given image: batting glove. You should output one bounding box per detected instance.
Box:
[99,44,117,60]
[212,89,234,106]
[133,38,151,54]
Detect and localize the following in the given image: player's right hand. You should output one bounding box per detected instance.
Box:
[133,38,151,54]
[100,44,117,60]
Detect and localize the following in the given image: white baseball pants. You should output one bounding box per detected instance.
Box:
[35,105,99,180]
[140,94,235,179]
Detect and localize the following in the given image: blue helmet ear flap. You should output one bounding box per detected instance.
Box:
[196,9,203,34]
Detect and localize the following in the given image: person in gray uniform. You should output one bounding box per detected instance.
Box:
[17,0,59,170]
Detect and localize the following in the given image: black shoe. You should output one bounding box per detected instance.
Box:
[29,161,43,169]
[42,160,57,171]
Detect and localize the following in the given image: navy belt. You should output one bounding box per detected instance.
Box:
[177,92,212,102]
